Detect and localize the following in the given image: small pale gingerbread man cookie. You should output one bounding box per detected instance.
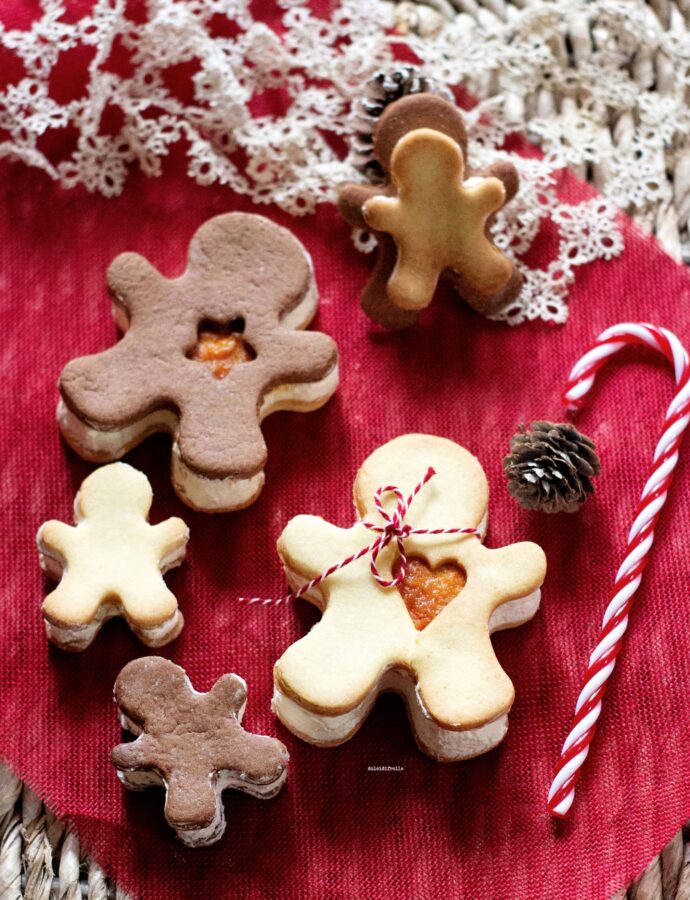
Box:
[273,434,546,761]
[37,463,189,652]
[363,129,512,311]
[111,657,289,847]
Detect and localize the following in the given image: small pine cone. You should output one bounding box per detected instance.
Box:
[350,66,452,182]
[503,421,601,514]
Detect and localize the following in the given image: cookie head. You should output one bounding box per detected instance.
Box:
[391,128,465,194]
[353,434,488,542]
[186,213,313,321]
[372,93,468,174]
[77,462,153,521]
[115,656,190,730]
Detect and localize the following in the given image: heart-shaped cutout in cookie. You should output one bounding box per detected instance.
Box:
[188,318,256,379]
[394,556,466,630]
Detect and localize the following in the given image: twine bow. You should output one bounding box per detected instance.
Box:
[242,467,480,606]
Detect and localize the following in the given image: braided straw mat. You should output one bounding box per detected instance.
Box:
[2,0,689,896]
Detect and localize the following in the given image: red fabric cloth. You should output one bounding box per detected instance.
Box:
[3,6,690,899]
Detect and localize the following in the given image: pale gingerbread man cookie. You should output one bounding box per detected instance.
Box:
[37,463,189,651]
[363,129,513,311]
[338,94,521,328]
[272,434,546,761]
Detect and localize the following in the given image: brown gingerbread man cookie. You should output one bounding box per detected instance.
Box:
[58,213,339,512]
[111,656,289,847]
[339,94,522,329]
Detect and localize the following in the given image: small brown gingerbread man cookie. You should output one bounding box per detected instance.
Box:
[111,657,289,847]
[339,94,522,328]
[58,213,339,512]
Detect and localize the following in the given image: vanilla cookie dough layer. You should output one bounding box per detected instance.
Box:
[37,463,189,651]
[273,434,547,758]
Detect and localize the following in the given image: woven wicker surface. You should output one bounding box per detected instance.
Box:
[0,764,124,899]
[397,0,690,264]
[3,0,689,896]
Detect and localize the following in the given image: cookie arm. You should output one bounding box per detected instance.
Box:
[277,515,359,586]
[209,674,247,715]
[484,162,519,204]
[482,541,547,609]
[337,183,383,228]
[466,177,506,217]
[111,737,153,772]
[37,520,75,561]
[362,196,401,235]
[106,253,166,324]
[150,518,189,563]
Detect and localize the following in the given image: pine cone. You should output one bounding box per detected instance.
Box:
[350,66,452,182]
[503,421,601,514]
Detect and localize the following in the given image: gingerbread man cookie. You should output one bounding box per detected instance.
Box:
[272,434,546,760]
[58,213,339,513]
[37,463,188,651]
[364,129,512,309]
[111,657,289,847]
[339,94,522,328]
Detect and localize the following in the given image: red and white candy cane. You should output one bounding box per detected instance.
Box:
[547,322,690,818]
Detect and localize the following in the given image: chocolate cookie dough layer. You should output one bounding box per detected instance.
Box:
[58,213,339,512]
[111,658,289,847]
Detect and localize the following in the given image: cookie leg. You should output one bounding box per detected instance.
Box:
[273,622,400,747]
[42,580,103,652]
[387,252,439,311]
[121,579,183,647]
[361,236,420,329]
[452,266,523,318]
[164,771,225,847]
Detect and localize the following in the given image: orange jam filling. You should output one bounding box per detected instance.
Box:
[189,330,254,379]
[394,557,466,630]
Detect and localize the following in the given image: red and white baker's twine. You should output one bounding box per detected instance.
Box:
[547,323,690,819]
[240,467,479,606]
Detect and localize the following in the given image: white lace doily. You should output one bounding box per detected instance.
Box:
[396,0,690,263]
[0,0,625,325]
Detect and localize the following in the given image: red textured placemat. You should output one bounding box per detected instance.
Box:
[3,14,690,900]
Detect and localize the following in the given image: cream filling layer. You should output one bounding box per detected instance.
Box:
[44,602,182,651]
[57,363,339,511]
[272,587,541,761]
